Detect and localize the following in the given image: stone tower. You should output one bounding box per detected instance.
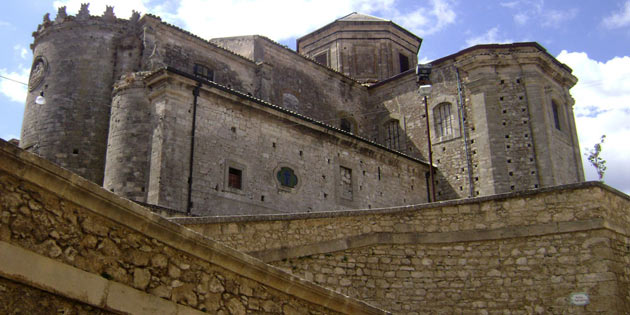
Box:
[20,5,139,184]
[297,12,422,83]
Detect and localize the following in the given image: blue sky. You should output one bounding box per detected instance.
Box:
[1,0,629,193]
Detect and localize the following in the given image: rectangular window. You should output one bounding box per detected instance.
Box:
[399,53,410,73]
[340,166,353,200]
[314,51,329,67]
[340,118,353,133]
[552,101,561,130]
[228,167,242,189]
[384,120,400,150]
[194,64,214,81]
[434,103,453,138]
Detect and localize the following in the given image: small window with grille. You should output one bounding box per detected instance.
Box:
[314,51,329,67]
[434,103,454,138]
[194,64,214,81]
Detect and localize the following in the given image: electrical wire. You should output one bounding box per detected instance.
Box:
[0,74,28,86]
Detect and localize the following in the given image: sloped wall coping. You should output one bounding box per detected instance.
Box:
[0,139,388,314]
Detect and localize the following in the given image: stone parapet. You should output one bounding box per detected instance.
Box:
[0,139,386,314]
[174,182,630,313]
[175,181,629,253]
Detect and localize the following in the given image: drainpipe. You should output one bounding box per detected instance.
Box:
[423,95,436,202]
[455,67,474,197]
[186,83,201,215]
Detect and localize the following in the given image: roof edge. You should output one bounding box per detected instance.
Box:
[296,13,422,51]
[431,42,573,73]
[147,66,431,168]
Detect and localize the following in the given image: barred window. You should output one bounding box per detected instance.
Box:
[434,103,454,138]
[314,51,329,67]
[384,119,401,150]
[194,64,214,81]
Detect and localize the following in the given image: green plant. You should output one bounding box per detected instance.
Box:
[585,135,607,180]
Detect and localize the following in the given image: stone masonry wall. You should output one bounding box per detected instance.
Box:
[256,37,371,136]
[145,70,429,215]
[180,184,626,254]
[177,183,630,313]
[0,140,384,314]
[272,230,624,313]
[140,16,260,98]
[0,277,114,314]
[103,72,154,202]
[21,9,132,184]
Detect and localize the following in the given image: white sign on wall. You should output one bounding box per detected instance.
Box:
[569,292,590,306]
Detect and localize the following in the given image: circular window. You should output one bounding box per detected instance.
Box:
[276,167,298,188]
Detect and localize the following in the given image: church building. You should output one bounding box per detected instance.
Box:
[20,5,583,216]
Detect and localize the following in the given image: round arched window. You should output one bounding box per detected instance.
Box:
[276,167,298,188]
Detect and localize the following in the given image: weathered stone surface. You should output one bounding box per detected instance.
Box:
[133,268,151,290]
[0,277,113,315]
[0,143,378,314]
[179,182,630,314]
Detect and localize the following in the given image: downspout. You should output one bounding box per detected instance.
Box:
[423,95,436,202]
[186,82,201,215]
[455,67,474,197]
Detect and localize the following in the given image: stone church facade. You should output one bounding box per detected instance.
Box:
[20,5,583,216]
[7,5,630,314]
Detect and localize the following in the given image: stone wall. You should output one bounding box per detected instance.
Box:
[0,276,114,314]
[143,69,429,215]
[273,230,625,313]
[0,139,385,314]
[103,72,154,202]
[367,43,583,201]
[176,183,630,313]
[140,15,260,99]
[21,7,133,184]
[213,35,372,136]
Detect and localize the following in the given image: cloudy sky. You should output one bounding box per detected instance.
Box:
[1,0,629,193]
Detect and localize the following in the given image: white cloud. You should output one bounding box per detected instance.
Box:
[369,0,456,37]
[541,8,578,28]
[0,67,29,104]
[503,0,576,28]
[557,51,630,194]
[173,0,363,41]
[174,0,454,41]
[13,45,29,60]
[603,1,630,29]
[500,1,520,9]
[514,13,529,25]
[51,0,456,42]
[464,27,513,47]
